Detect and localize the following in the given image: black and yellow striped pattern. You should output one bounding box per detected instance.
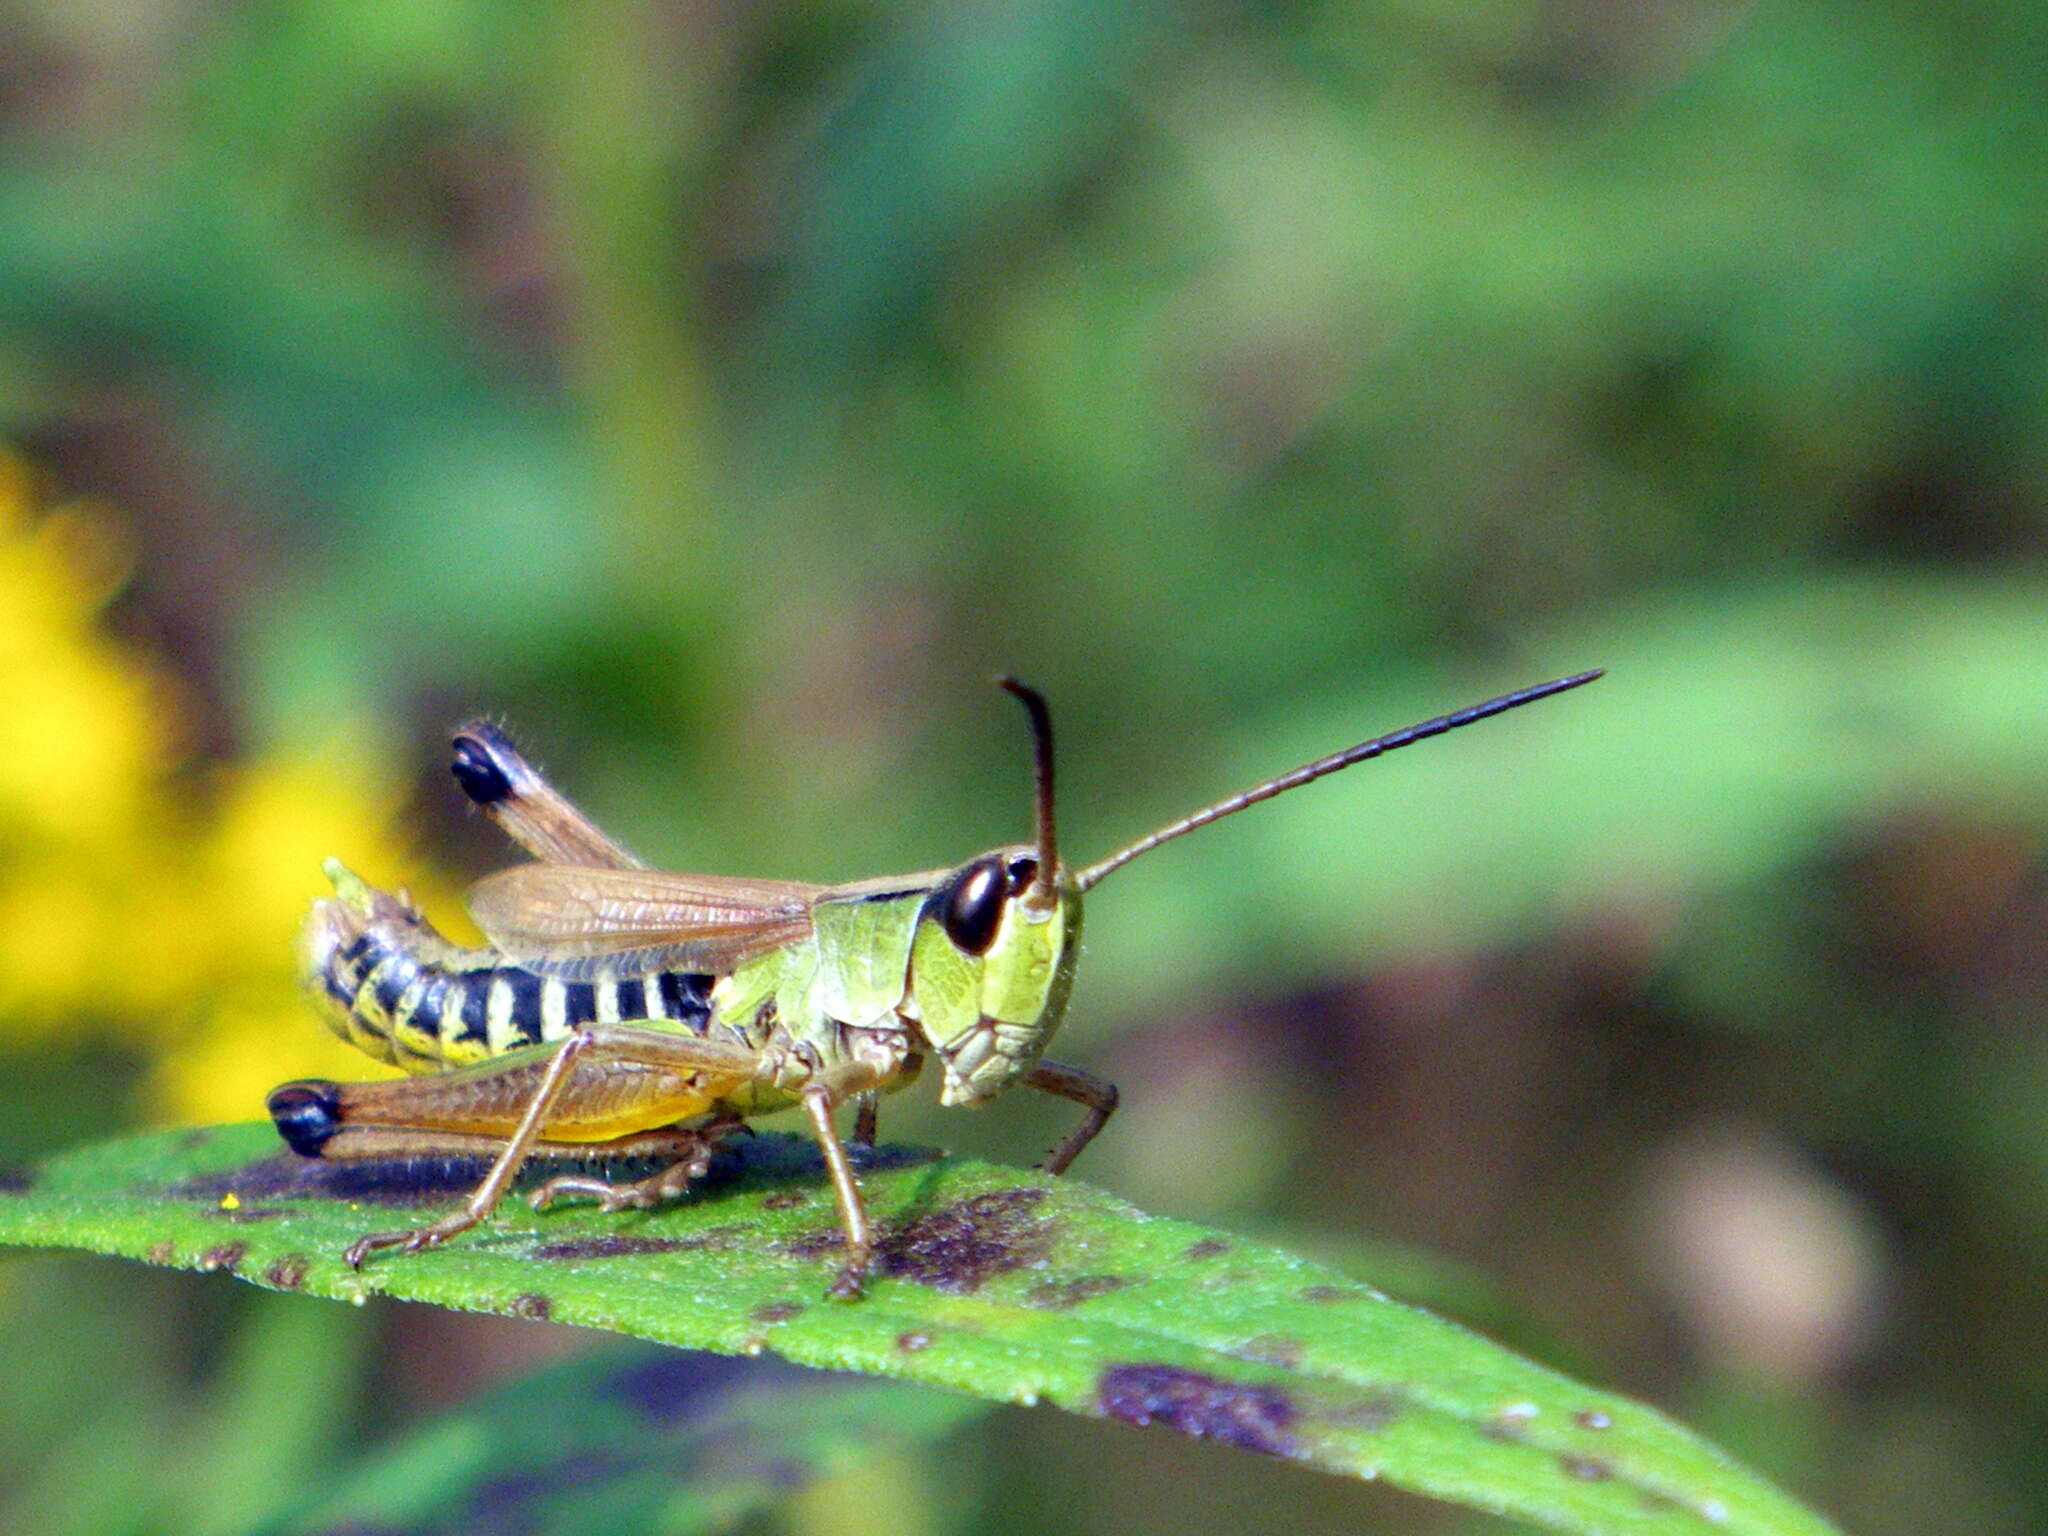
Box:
[306,878,715,1074]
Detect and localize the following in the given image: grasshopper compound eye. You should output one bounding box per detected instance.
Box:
[939,854,1010,955]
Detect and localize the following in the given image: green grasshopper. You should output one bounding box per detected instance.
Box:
[269,670,1600,1295]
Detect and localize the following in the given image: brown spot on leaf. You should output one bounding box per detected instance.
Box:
[265,1255,310,1290]
[1561,1455,1614,1481]
[1099,1364,1296,1456]
[1323,1390,1403,1431]
[177,1128,215,1152]
[1182,1238,1229,1260]
[751,1301,804,1324]
[508,1292,552,1321]
[1025,1274,1127,1309]
[1298,1285,1355,1303]
[1575,1409,1613,1430]
[762,1190,807,1210]
[1234,1334,1303,1368]
[897,1331,933,1352]
[787,1187,1052,1294]
[146,1242,176,1266]
[881,1187,1051,1292]
[199,1242,247,1274]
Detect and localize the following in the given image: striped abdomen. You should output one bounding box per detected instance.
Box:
[303,862,716,1074]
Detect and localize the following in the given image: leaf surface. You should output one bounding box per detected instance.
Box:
[0,1125,1840,1536]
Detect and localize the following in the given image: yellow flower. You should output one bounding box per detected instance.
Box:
[0,451,459,1126]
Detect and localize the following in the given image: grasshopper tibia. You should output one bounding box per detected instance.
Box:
[799,1057,898,1298]
[1026,1059,1121,1175]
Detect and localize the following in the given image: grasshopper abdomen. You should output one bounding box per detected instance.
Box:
[304,861,721,1073]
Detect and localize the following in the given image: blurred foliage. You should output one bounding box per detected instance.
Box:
[0,0,2045,1533]
[262,1345,982,1536]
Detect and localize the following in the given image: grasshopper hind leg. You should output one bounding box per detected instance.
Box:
[270,1022,768,1270]
[341,1029,595,1269]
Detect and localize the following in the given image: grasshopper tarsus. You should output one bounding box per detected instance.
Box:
[344,1226,431,1270]
[527,1132,723,1215]
[279,670,1600,1296]
[528,1174,645,1215]
[827,1253,873,1300]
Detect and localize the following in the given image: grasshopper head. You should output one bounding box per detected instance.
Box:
[919,842,1082,1107]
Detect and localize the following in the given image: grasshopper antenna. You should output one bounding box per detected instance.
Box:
[1075,669,1604,893]
[996,676,1060,909]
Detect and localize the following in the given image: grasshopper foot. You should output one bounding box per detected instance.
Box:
[344,1216,472,1270]
[527,1137,721,1215]
[529,1176,630,1214]
[824,1231,876,1300]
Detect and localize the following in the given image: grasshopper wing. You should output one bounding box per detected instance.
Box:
[467,864,822,981]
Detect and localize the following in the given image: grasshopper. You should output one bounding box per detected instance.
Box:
[269,670,1600,1295]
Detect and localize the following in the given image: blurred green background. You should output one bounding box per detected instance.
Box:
[1,1,2045,1532]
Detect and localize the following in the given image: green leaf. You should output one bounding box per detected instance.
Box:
[0,1124,1839,1536]
[256,1343,984,1536]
